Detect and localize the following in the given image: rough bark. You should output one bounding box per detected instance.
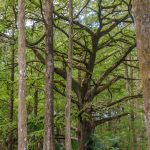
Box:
[132,0,150,148]
[78,119,93,150]
[18,0,27,149]
[65,0,73,149]
[43,0,55,149]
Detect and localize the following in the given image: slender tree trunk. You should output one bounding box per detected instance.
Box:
[33,89,39,150]
[8,42,15,150]
[132,0,150,148]
[125,56,136,150]
[129,56,137,150]
[65,0,73,149]
[10,30,15,125]
[18,0,27,149]
[34,89,38,117]
[43,0,55,149]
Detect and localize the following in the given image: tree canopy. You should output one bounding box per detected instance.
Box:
[0,0,147,149]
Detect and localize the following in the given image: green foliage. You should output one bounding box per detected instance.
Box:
[56,142,65,150]
[0,0,147,149]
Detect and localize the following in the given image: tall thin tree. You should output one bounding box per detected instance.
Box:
[43,0,55,149]
[18,0,27,149]
[65,0,73,149]
[125,55,136,149]
[8,29,15,150]
[132,0,150,148]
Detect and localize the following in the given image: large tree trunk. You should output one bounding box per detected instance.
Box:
[78,119,93,150]
[132,0,150,148]
[65,0,73,149]
[43,0,55,149]
[18,0,27,149]
[77,106,94,150]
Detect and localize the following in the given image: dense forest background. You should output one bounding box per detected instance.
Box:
[0,0,148,149]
